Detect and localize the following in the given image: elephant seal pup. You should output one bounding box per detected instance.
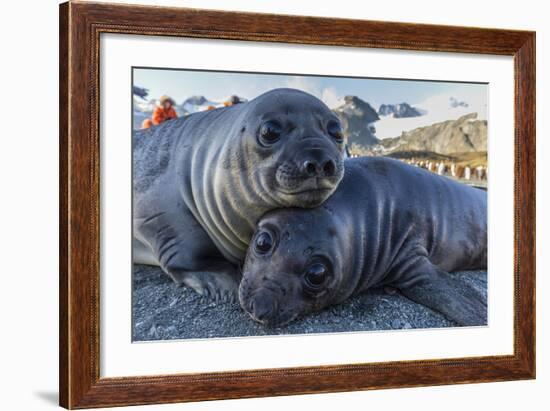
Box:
[133,88,346,301]
[240,157,487,326]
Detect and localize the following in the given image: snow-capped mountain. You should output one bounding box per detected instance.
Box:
[132,85,149,100]
[329,92,486,161]
[378,102,422,118]
[374,94,486,140]
[133,95,156,113]
[180,95,216,114]
[333,96,380,147]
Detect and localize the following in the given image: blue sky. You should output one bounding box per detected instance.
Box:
[133,67,486,111]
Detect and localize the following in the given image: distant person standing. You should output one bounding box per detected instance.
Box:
[223,95,244,107]
[141,95,178,129]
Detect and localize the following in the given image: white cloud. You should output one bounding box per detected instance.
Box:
[207,74,344,110]
[321,86,341,109]
[416,90,487,121]
[283,76,319,96]
[283,77,342,109]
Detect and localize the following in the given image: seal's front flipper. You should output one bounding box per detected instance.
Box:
[397,258,487,326]
[170,261,241,304]
[135,206,241,302]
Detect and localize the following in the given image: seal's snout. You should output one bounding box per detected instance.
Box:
[249,294,278,324]
[302,158,337,177]
[240,271,304,326]
[298,146,341,178]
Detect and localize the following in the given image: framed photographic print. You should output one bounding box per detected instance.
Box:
[59,1,535,409]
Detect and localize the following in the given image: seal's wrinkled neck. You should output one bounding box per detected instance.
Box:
[180,106,276,264]
[210,135,279,263]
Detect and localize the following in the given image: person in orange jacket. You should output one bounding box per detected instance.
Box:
[141,95,178,129]
[223,95,243,107]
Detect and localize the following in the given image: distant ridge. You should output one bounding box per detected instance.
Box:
[333,96,380,147]
[378,102,422,118]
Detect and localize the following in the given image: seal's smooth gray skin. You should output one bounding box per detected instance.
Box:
[133,88,345,301]
[240,157,487,326]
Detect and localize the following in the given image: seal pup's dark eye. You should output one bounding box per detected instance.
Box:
[255,231,274,254]
[327,120,344,143]
[259,120,283,145]
[304,263,328,289]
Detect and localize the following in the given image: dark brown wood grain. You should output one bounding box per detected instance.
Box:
[59,2,69,407]
[59,1,536,409]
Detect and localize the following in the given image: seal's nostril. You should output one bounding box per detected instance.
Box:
[304,161,319,177]
[323,160,336,176]
[252,298,277,322]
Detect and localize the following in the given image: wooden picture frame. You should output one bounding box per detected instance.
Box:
[59,1,535,408]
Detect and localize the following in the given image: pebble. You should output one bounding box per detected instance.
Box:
[391,319,402,329]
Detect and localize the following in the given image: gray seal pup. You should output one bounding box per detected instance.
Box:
[240,156,487,326]
[133,88,346,301]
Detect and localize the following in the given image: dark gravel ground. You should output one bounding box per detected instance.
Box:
[132,264,487,341]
